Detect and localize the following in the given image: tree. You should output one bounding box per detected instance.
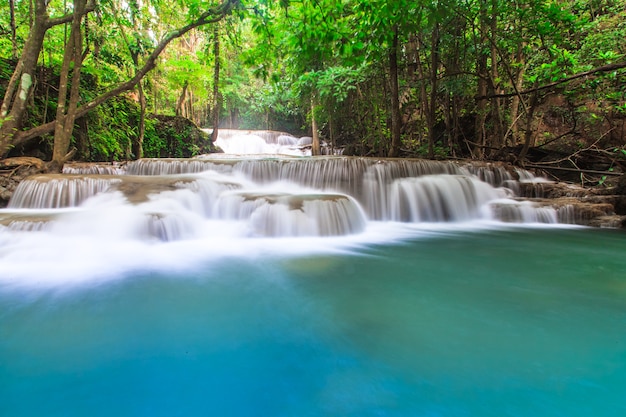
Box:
[50,0,90,168]
[0,0,93,157]
[1,0,240,165]
[210,24,221,142]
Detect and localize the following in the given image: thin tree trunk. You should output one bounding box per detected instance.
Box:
[311,95,320,156]
[187,89,194,121]
[416,34,430,152]
[488,0,504,153]
[329,113,334,155]
[129,0,145,159]
[133,70,146,159]
[427,22,440,159]
[176,82,189,116]
[119,47,147,160]
[443,15,463,155]
[210,26,221,143]
[388,25,401,158]
[0,0,49,156]
[518,92,538,161]
[51,0,87,169]
[9,0,17,59]
[508,65,526,146]
[0,0,95,157]
[472,0,491,158]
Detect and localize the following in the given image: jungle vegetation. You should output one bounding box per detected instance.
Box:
[1,0,625,172]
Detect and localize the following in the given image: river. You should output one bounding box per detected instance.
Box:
[1,132,625,416]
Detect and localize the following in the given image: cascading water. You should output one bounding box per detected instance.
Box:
[8,175,122,209]
[387,175,508,222]
[214,191,366,237]
[211,128,339,156]
[212,129,309,156]
[0,156,556,239]
[2,156,561,240]
[0,152,569,284]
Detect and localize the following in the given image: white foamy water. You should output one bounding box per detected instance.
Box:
[213,129,310,156]
[0,153,569,288]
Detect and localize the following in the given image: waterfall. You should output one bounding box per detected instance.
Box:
[8,175,122,209]
[63,163,126,175]
[128,157,465,212]
[212,129,307,156]
[490,201,558,224]
[214,191,366,237]
[0,210,58,231]
[1,154,569,244]
[126,158,236,176]
[210,129,343,156]
[1,152,589,285]
[387,175,508,222]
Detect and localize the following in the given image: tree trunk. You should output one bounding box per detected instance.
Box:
[51,0,88,169]
[427,22,440,159]
[311,96,320,156]
[416,34,430,152]
[134,81,146,158]
[112,0,146,160]
[388,25,401,158]
[3,0,238,157]
[329,113,334,155]
[0,0,49,156]
[508,48,527,146]
[9,0,17,59]
[473,0,490,158]
[0,0,95,158]
[518,92,538,161]
[442,15,463,155]
[131,49,146,159]
[488,0,504,154]
[210,25,221,143]
[176,82,189,116]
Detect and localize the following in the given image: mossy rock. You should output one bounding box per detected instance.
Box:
[145,115,221,158]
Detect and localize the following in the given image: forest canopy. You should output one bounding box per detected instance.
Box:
[1,0,625,168]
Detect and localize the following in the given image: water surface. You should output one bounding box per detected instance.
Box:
[2,227,625,416]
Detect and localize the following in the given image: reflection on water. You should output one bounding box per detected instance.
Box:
[1,228,626,417]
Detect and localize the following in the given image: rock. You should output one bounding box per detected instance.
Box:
[523,196,615,226]
[0,157,48,208]
[517,182,590,199]
[149,115,221,158]
[0,185,11,201]
[0,157,46,171]
[587,215,626,228]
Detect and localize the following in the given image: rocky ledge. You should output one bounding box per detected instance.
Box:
[516,180,626,227]
[2,157,626,228]
[0,157,47,208]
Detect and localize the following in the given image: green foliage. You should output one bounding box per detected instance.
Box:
[142,119,165,158]
[143,116,208,158]
[87,96,138,161]
[2,0,626,161]
[297,65,366,103]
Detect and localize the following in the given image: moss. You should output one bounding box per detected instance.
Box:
[145,115,221,158]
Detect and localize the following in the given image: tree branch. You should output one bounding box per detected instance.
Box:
[13,0,239,147]
[477,61,626,100]
[46,0,96,28]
